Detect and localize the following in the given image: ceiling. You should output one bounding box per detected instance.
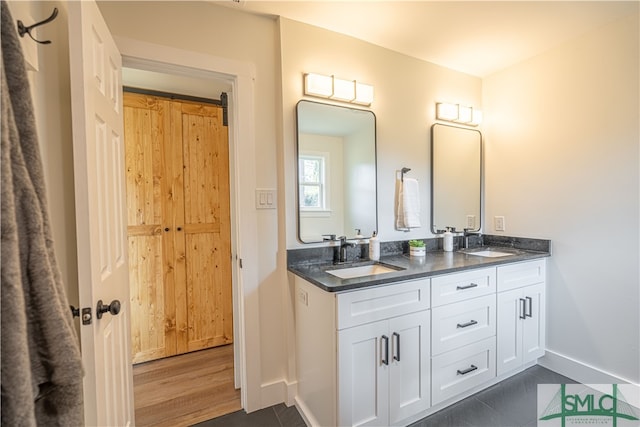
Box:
[222,0,638,77]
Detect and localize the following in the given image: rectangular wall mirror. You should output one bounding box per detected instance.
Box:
[296,100,377,243]
[431,123,482,234]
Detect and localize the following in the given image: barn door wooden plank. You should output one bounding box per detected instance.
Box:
[179,101,233,352]
[124,92,176,363]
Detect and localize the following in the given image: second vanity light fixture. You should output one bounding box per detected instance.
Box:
[304,73,374,106]
[436,102,482,126]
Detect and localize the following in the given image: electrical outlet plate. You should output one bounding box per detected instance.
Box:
[297,288,308,306]
[494,216,506,232]
[466,215,476,229]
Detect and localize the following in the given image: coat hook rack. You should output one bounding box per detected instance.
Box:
[400,167,411,182]
[17,7,58,45]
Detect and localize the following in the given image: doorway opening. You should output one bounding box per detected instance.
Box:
[122,66,241,425]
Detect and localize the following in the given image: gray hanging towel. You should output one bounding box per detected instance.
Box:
[1,2,84,426]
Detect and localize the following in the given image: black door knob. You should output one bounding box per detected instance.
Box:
[96,299,121,319]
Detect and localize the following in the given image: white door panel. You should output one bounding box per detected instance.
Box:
[69,1,134,425]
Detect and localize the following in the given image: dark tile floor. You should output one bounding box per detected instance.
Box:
[193,365,576,427]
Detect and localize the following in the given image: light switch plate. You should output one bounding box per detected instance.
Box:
[255,188,276,209]
[494,216,506,232]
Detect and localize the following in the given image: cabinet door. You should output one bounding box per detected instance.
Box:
[338,320,389,427]
[388,311,431,425]
[496,288,524,376]
[522,283,545,364]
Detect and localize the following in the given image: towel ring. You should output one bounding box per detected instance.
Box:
[400,167,411,182]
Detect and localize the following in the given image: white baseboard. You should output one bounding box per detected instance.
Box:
[294,396,317,427]
[260,378,298,409]
[540,349,639,387]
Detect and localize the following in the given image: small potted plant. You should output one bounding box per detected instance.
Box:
[408,239,426,257]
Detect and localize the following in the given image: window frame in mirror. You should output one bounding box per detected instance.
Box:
[430,123,483,235]
[295,100,378,244]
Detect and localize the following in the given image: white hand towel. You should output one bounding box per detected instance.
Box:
[396,177,421,230]
[402,177,421,228]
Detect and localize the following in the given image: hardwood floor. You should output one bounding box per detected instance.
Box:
[133,345,241,427]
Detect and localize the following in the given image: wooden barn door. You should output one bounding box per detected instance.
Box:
[124,91,232,364]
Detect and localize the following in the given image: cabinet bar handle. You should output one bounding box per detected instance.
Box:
[392,332,400,362]
[381,335,389,366]
[519,298,526,319]
[457,365,478,375]
[525,296,533,318]
[457,320,478,329]
[457,283,478,290]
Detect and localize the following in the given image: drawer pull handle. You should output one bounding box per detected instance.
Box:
[457,320,478,329]
[381,335,389,366]
[457,365,478,376]
[525,296,533,318]
[392,332,400,362]
[519,298,527,319]
[457,283,478,290]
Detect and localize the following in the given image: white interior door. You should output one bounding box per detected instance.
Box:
[68,1,134,425]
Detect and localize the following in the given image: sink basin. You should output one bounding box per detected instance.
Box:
[464,250,514,258]
[326,264,402,279]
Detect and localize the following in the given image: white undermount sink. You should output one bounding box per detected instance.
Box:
[326,264,401,279]
[464,250,514,258]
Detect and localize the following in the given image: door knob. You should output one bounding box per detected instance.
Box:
[96,299,121,319]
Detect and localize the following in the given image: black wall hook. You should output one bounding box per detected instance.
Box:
[17,7,58,45]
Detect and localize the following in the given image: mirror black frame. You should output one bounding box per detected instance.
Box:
[295,100,378,243]
[430,123,483,234]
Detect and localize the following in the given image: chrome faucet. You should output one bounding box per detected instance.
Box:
[337,236,357,263]
[463,229,481,249]
[322,234,357,263]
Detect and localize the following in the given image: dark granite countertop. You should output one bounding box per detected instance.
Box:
[288,246,550,293]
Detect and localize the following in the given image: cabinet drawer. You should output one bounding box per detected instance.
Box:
[431,294,496,356]
[497,259,545,292]
[431,337,496,405]
[337,278,430,330]
[431,268,496,307]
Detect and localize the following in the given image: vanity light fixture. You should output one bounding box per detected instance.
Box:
[304,73,373,106]
[436,102,482,126]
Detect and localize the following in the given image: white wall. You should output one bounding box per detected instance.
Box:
[483,12,639,383]
[9,1,80,316]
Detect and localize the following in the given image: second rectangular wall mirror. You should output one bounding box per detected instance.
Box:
[431,123,482,234]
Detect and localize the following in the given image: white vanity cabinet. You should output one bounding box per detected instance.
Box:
[294,276,430,427]
[293,257,547,427]
[496,260,546,376]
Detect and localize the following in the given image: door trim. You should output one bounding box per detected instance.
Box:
[114,36,260,412]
